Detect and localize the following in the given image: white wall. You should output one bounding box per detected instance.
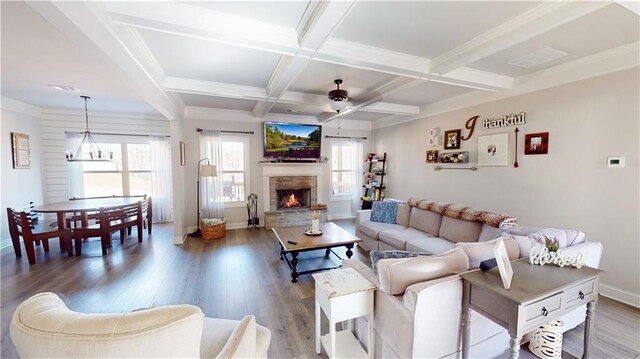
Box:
[183,111,372,230]
[0,106,44,249]
[39,109,170,204]
[372,68,640,306]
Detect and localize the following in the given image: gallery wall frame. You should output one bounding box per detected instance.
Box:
[524,132,549,155]
[444,129,461,150]
[478,132,509,167]
[11,132,31,169]
[180,141,186,166]
[426,150,438,163]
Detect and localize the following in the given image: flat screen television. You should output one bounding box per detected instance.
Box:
[263,121,322,159]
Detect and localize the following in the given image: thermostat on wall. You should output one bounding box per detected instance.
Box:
[607,156,625,168]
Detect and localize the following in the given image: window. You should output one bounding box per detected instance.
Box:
[331,141,355,197]
[221,136,249,205]
[81,142,152,197]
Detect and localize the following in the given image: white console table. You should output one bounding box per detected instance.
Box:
[313,268,375,359]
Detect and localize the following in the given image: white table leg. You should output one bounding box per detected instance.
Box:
[509,335,522,359]
[315,300,321,354]
[330,319,336,359]
[368,295,375,359]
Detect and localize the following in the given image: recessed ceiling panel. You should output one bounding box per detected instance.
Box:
[138,29,281,88]
[333,1,540,58]
[288,61,396,100]
[180,94,257,111]
[469,4,640,77]
[270,102,325,117]
[384,81,473,106]
[0,2,158,115]
[183,1,310,29]
[342,111,388,121]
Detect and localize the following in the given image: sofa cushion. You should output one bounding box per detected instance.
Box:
[396,204,411,227]
[477,224,508,242]
[215,315,256,359]
[528,228,568,248]
[405,235,456,255]
[379,227,439,251]
[371,201,398,224]
[369,250,431,273]
[455,236,520,269]
[438,216,482,243]
[408,208,442,236]
[377,248,469,295]
[357,221,406,240]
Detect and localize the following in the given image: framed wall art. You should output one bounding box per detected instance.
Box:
[426,150,438,163]
[180,141,186,166]
[444,129,461,149]
[524,132,549,155]
[11,132,31,169]
[439,151,469,164]
[493,238,513,290]
[477,132,509,166]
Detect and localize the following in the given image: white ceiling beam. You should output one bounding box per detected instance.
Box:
[105,1,512,93]
[27,1,182,120]
[360,102,419,116]
[615,1,640,16]
[430,1,613,75]
[252,1,357,118]
[164,77,267,100]
[105,1,299,55]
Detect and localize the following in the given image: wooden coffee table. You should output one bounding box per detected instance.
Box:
[272,222,362,283]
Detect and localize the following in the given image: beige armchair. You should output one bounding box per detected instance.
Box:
[10,292,271,358]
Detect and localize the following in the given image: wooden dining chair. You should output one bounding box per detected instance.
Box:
[6,208,73,265]
[72,202,143,256]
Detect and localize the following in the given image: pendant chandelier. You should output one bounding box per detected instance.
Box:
[65,96,112,162]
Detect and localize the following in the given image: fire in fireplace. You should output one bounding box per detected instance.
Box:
[276,188,311,209]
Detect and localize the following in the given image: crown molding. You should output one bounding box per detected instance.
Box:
[373,42,639,130]
[430,1,612,74]
[39,108,167,122]
[0,97,41,117]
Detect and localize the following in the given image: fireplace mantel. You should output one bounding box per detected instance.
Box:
[260,162,326,212]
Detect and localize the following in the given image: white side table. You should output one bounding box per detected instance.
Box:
[313,268,375,359]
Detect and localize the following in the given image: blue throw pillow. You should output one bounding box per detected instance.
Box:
[370,201,398,224]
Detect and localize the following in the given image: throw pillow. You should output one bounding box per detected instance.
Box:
[369,250,431,274]
[377,247,469,295]
[370,201,398,224]
[454,236,519,269]
[528,228,568,248]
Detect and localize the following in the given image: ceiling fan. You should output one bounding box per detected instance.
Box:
[328,79,349,113]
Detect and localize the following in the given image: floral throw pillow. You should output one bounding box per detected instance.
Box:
[370,201,398,224]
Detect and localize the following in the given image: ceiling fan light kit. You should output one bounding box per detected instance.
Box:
[328,79,349,113]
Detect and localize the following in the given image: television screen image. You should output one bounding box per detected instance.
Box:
[263,122,322,158]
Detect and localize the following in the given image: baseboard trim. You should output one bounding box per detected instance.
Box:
[600,283,640,308]
[328,213,355,221]
[226,222,263,230]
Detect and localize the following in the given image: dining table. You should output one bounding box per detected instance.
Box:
[33,197,142,250]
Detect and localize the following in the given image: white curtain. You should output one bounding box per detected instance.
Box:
[66,132,85,199]
[149,136,174,222]
[351,139,365,214]
[199,130,225,219]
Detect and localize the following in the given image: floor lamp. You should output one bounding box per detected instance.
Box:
[189,158,216,237]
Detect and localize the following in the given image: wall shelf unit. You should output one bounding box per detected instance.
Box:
[361,152,386,210]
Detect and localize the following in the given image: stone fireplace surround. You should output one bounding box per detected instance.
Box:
[260,163,327,229]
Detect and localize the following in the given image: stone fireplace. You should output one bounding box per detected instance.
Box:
[260,163,327,229]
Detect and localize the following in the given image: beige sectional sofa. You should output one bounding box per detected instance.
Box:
[348,198,603,358]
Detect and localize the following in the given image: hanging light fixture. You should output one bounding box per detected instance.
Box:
[328,79,349,113]
[65,96,113,162]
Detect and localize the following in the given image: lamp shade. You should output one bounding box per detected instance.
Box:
[329,100,348,112]
[200,164,217,177]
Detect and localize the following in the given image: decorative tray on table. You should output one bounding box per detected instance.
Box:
[304,229,323,236]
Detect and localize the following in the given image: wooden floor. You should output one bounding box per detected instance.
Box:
[1,220,638,359]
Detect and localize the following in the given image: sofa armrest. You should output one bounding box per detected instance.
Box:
[356,210,372,225]
[560,240,603,269]
[402,275,464,358]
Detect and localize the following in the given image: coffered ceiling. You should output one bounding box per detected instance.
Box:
[1,1,638,127]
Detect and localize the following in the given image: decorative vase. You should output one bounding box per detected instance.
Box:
[312,219,320,233]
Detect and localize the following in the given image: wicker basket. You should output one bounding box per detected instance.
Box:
[201,218,226,240]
